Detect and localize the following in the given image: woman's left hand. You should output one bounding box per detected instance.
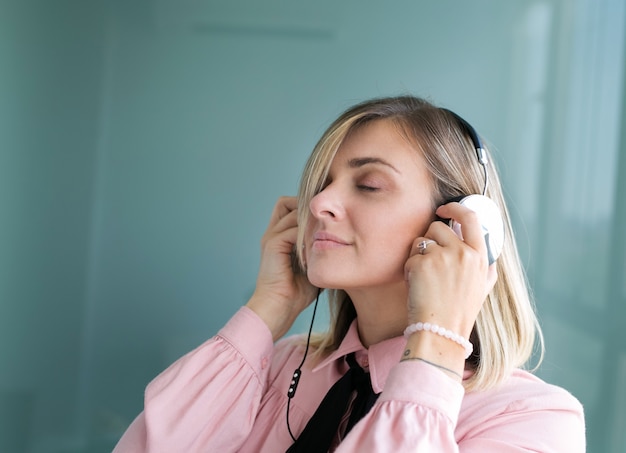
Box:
[404,202,498,340]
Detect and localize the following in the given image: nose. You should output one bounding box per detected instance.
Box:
[309,184,343,220]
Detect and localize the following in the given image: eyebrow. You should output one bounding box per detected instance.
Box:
[347,157,400,174]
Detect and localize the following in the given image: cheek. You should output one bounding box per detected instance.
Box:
[380,212,430,242]
[374,213,432,256]
[364,221,416,263]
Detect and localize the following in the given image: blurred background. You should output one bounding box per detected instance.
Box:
[1,0,625,451]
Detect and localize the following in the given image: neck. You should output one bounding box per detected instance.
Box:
[346,282,408,347]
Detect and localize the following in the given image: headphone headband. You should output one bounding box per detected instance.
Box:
[441,108,489,195]
[441,108,488,166]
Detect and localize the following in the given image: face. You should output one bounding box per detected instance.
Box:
[304,119,435,293]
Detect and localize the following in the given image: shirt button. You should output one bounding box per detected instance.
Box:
[261,357,269,369]
[361,358,369,368]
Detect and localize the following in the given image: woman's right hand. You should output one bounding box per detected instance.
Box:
[245,196,318,341]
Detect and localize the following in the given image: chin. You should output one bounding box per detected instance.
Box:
[306,269,347,290]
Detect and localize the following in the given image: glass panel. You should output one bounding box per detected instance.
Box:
[610,353,626,451]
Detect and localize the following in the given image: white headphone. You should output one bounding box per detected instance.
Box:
[442,109,505,265]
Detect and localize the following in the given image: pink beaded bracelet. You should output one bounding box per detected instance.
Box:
[403,322,473,359]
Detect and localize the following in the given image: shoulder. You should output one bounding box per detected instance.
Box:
[458,369,585,443]
[463,368,584,415]
[496,369,583,411]
[268,334,310,383]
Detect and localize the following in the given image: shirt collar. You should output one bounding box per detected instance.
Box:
[312,320,407,393]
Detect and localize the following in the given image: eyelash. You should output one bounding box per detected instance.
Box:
[357,184,379,192]
[316,178,381,194]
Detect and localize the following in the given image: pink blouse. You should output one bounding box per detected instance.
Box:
[113,307,585,452]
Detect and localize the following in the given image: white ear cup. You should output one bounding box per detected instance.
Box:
[449,194,504,264]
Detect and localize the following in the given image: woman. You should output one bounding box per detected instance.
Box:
[113,96,585,452]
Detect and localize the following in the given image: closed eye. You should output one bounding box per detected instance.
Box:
[357,185,379,192]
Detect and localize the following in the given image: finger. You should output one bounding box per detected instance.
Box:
[419,220,460,248]
[410,237,439,257]
[263,218,299,251]
[269,196,298,225]
[487,262,498,286]
[435,202,488,256]
[273,206,299,233]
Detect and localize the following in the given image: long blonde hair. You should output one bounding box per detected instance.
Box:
[295,96,543,391]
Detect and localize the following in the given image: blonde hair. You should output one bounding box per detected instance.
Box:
[295,96,543,391]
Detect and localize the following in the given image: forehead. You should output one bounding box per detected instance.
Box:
[332,119,425,170]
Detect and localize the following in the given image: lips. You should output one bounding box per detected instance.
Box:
[312,231,351,249]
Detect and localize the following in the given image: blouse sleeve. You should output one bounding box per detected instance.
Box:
[336,361,586,453]
[112,307,275,453]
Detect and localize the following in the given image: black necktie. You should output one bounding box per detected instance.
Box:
[286,352,380,453]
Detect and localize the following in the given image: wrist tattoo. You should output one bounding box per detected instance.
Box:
[399,355,463,380]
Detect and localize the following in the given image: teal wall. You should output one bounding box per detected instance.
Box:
[0,1,107,451]
[1,1,625,452]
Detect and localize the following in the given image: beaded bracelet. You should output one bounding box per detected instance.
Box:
[403,322,473,359]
